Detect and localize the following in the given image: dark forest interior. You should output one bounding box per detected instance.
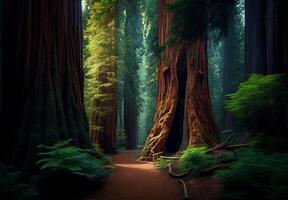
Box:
[166,48,187,154]
[0,0,288,200]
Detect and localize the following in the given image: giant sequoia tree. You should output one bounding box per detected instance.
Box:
[1,0,90,169]
[140,0,233,159]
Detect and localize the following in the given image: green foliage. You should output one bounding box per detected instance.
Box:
[138,0,158,145]
[166,0,207,42]
[225,74,288,118]
[208,36,224,129]
[37,140,109,181]
[216,150,288,200]
[0,164,38,200]
[84,0,117,133]
[117,129,127,150]
[178,147,217,171]
[155,158,173,169]
[167,0,235,43]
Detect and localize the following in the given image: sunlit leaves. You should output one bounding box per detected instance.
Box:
[84,0,117,132]
[225,74,288,118]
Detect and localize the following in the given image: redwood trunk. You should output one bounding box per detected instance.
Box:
[1,0,90,169]
[140,0,218,159]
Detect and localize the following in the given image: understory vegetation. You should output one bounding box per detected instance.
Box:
[217,74,288,200]
[217,141,288,200]
[0,164,38,200]
[155,73,288,200]
[178,147,217,171]
[0,140,112,200]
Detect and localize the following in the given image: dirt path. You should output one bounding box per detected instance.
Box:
[84,151,182,200]
[84,151,221,200]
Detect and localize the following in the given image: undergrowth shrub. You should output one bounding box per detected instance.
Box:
[0,164,38,200]
[155,158,173,169]
[37,140,111,199]
[225,74,288,119]
[216,150,288,200]
[178,147,217,171]
[117,129,127,150]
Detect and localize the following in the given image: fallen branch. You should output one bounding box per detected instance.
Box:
[225,144,249,150]
[168,163,191,178]
[160,156,180,160]
[178,179,191,200]
[205,134,234,154]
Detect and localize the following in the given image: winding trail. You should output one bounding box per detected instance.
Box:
[85,151,182,200]
[85,151,221,200]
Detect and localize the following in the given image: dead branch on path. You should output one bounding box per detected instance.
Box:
[178,179,191,200]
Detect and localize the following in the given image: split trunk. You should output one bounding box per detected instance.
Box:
[140,0,218,160]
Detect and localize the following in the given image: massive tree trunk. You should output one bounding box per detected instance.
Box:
[1,0,91,170]
[140,0,218,160]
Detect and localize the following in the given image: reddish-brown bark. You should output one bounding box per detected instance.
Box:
[140,0,218,159]
[1,0,90,169]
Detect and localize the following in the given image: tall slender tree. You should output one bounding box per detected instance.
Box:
[1,0,90,170]
[222,0,245,130]
[85,0,117,153]
[123,0,142,149]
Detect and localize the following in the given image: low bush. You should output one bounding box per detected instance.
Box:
[216,150,288,200]
[178,147,217,171]
[155,158,173,169]
[37,140,111,199]
[0,164,38,200]
[225,74,288,119]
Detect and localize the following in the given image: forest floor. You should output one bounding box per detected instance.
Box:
[84,151,221,200]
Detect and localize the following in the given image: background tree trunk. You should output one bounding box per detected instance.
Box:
[140,0,218,160]
[245,0,288,135]
[123,0,142,150]
[245,0,267,74]
[1,0,91,170]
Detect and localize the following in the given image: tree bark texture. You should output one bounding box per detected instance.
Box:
[246,0,288,74]
[90,69,117,154]
[1,0,91,169]
[140,0,218,160]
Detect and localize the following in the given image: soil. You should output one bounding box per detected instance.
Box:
[84,151,221,200]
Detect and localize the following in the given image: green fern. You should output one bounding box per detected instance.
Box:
[37,140,110,181]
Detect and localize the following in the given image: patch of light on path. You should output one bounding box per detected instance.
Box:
[114,163,155,170]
